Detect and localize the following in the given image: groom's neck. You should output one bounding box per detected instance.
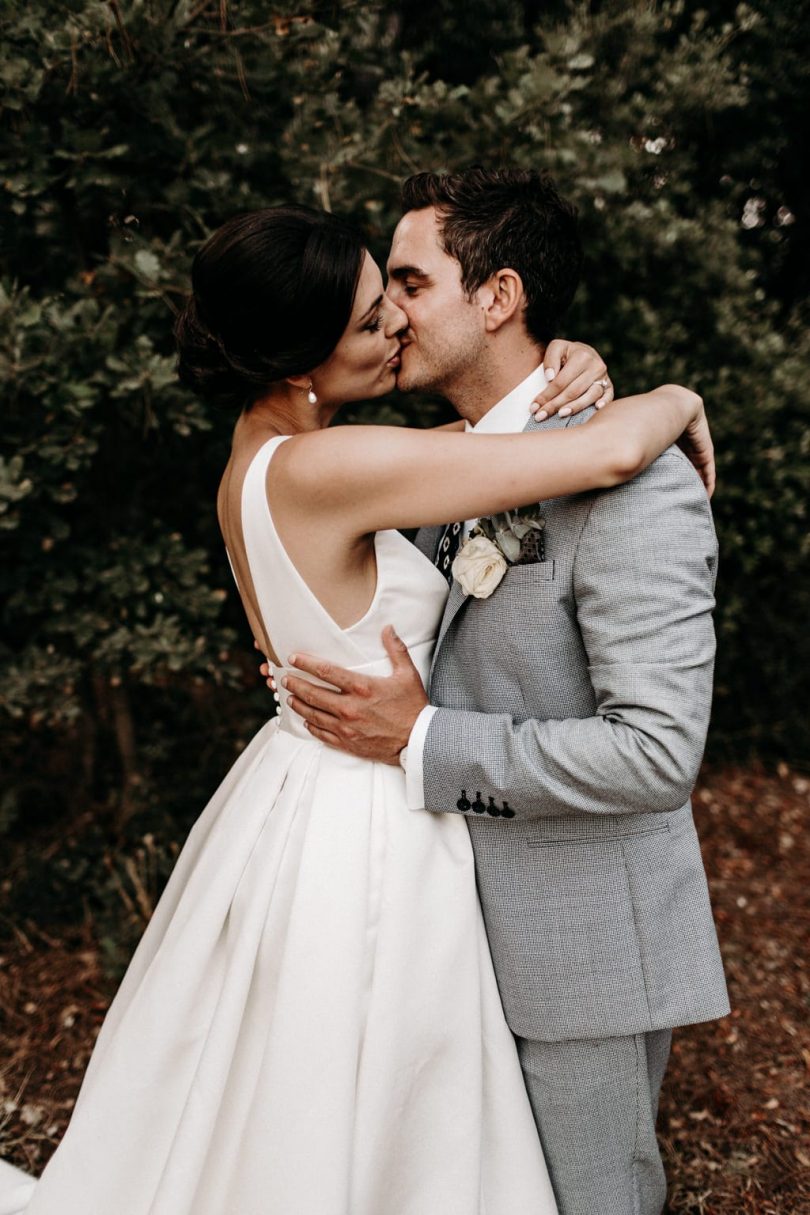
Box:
[444,338,546,426]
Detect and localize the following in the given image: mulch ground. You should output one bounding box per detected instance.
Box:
[1,762,808,1212]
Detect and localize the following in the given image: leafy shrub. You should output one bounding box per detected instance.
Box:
[1,0,807,891]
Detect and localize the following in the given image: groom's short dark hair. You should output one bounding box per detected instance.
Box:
[401,167,583,344]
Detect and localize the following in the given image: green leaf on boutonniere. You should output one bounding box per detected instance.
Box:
[495,528,522,561]
[474,506,546,565]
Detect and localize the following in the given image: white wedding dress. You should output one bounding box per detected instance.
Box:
[1,436,557,1215]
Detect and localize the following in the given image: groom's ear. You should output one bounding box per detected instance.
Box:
[478,267,525,334]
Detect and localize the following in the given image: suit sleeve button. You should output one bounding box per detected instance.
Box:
[456,789,471,812]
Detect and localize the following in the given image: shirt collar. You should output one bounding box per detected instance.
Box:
[464,364,547,435]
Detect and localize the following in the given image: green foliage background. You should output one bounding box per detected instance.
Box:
[2,0,808,952]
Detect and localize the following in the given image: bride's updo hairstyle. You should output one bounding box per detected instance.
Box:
[175,205,366,410]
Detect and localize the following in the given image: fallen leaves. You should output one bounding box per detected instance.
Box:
[661,761,810,1212]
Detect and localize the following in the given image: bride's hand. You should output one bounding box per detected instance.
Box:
[675,390,715,497]
[530,339,614,421]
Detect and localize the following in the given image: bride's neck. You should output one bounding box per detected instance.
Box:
[239,385,338,438]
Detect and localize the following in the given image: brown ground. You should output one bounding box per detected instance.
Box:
[1,762,808,1212]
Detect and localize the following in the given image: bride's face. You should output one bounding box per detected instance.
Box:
[313,253,407,405]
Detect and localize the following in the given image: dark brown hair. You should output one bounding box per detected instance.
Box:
[174,205,365,411]
[400,167,582,344]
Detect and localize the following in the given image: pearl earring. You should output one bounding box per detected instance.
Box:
[307,383,318,405]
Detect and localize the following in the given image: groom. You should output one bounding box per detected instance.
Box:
[282,168,729,1215]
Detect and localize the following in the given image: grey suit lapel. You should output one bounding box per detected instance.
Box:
[429,409,574,676]
[432,578,468,663]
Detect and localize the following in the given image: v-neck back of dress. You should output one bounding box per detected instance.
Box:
[239,435,449,735]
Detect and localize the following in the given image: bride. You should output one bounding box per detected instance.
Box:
[1,203,712,1214]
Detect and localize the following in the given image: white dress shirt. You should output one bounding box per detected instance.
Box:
[403,364,548,809]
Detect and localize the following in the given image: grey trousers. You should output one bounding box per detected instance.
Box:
[516,1029,672,1215]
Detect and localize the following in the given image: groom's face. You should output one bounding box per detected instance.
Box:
[386,207,486,396]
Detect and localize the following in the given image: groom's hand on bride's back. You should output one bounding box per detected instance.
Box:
[267,626,428,764]
[530,339,614,422]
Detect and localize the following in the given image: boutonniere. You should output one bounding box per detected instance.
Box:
[452,506,546,599]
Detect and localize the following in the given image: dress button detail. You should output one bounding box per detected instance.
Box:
[471,792,485,814]
[456,789,471,812]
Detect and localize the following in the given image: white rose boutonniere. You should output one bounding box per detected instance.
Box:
[451,506,546,600]
[451,534,508,599]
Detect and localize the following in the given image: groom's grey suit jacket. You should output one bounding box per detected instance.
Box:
[415,408,729,1043]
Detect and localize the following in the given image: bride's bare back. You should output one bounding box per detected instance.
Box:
[218,427,380,666]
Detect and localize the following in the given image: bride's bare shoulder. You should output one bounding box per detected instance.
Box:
[271,426,390,499]
[276,424,427,482]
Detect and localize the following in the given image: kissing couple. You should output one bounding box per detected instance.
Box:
[5,167,728,1215]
